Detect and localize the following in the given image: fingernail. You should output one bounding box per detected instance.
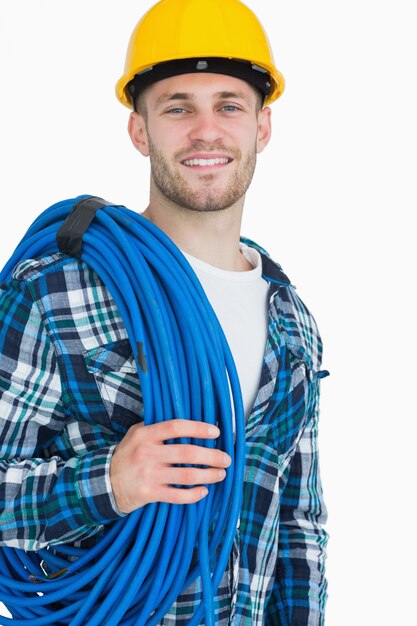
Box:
[223,454,231,467]
[200,488,209,498]
[218,469,226,479]
[207,425,220,437]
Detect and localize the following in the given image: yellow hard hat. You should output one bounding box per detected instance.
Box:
[115,0,285,109]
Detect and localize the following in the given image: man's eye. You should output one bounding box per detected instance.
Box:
[222,105,240,112]
[166,107,187,114]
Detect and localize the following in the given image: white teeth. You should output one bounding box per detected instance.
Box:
[183,157,230,166]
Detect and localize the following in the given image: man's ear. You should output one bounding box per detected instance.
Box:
[256,106,272,154]
[128,112,149,157]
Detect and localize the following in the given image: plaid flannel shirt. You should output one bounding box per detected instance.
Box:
[0,241,328,625]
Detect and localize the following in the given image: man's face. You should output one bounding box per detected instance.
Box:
[129,73,271,213]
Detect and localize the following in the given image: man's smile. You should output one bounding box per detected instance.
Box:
[181,154,234,169]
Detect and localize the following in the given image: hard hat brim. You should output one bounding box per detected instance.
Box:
[116,57,285,110]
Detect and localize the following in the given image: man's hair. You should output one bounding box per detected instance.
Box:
[134,85,151,120]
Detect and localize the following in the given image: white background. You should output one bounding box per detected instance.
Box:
[0,1,416,624]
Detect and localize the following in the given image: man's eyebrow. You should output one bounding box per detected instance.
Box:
[215,90,251,102]
[154,90,253,108]
[155,92,193,107]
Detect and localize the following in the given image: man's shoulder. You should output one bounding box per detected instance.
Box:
[8,253,105,311]
[243,237,324,371]
[10,253,93,287]
[6,253,125,351]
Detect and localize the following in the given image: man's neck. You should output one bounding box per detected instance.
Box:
[141,193,252,272]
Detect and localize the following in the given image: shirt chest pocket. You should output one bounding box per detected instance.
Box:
[267,344,320,459]
[83,339,144,432]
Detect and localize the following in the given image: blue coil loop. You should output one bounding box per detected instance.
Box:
[0,196,246,625]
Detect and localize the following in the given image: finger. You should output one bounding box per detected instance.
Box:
[158,466,227,486]
[156,485,210,505]
[145,419,221,443]
[161,444,231,468]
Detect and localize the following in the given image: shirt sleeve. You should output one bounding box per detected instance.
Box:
[265,378,329,625]
[0,277,125,552]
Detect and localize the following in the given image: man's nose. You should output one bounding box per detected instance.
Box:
[188,111,224,145]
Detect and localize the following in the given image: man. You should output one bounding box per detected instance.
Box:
[0,0,328,624]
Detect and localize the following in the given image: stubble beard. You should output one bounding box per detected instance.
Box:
[147,136,257,213]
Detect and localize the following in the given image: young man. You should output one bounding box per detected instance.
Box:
[0,0,328,623]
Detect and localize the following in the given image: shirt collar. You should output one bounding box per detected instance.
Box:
[240,237,292,287]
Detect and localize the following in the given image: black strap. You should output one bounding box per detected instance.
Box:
[56,196,114,258]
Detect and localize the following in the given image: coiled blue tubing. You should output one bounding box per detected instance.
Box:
[0,196,246,625]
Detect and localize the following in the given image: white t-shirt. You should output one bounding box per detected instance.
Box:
[183,244,269,420]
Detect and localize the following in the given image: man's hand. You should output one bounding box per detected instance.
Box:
[110,419,231,514]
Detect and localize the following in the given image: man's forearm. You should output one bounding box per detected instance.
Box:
[0,446,125,551]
